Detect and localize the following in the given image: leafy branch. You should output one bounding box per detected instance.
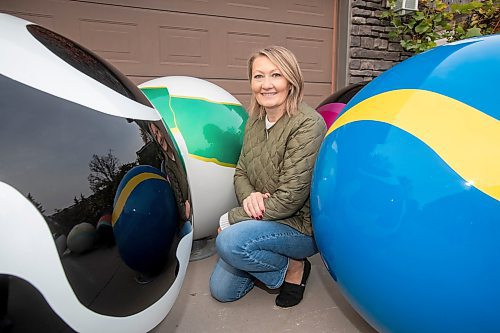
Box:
[451,0,500,39]
[381,0,500,53]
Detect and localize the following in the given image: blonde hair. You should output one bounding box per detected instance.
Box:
[247,46,304,118]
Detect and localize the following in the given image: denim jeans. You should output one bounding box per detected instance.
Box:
[209,219,317,302]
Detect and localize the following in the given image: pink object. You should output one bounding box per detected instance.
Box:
[317,103,346,128]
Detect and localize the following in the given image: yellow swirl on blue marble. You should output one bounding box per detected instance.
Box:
[112,172,167,226]
[327,89,500,200]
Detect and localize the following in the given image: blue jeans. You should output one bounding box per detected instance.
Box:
[209,220,317,302]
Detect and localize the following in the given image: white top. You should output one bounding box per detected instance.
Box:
[265,115,276,129]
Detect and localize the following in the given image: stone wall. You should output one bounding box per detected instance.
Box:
[347,0,413,84]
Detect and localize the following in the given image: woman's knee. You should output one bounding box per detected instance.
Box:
[215,226,245,260]
[209,262,252,302]
[209,273,232,302]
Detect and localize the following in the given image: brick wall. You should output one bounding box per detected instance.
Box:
[347,0,413,84]
[345,0,475,85]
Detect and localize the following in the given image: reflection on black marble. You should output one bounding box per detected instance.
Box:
[0,74,191,316]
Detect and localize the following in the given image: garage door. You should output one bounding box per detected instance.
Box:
[0,0,335,108]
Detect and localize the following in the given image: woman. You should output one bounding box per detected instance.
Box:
[209,46,326,308]
[148,121,191,223]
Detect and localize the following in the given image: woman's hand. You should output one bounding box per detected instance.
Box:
[243,192,270,219]
[184,200,191,220]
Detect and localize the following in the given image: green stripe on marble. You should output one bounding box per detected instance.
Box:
[141,87,247,166]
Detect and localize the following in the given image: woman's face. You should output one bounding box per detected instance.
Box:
[149,122,168,153]
[251,55,290,113]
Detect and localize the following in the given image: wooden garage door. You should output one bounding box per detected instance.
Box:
[0,0,335,108]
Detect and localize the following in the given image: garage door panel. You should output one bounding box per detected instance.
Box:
[0,10,55,29]
[85,0,333,28]
[150,13,267,79]
[110,12,331,82]
[0,0,61,30]
[79,18,141,64]
[220,0,333,28]
[285,0,331,25]
[67,2,154,68]
[226,31,272,70]
[159,25,211,66]
[0,0,54,18]
[221,22,332,82]
[225,0,269,11]
[304,82,332,108]
[282,30,331,81]
[151,12,222,78]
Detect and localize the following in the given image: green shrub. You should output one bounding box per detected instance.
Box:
[381,0,500,53]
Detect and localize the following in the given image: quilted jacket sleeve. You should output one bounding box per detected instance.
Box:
[260,116,326,220]
[233,121,255,205]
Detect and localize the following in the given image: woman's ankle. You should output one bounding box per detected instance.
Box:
[284,259,304,285]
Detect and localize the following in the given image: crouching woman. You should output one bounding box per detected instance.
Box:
[209,45,327,308]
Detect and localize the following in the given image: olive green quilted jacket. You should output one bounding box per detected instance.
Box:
[228,103,327,235]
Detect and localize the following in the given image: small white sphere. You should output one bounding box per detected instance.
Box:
[66,222,96,254]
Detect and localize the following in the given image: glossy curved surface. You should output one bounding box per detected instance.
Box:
[113,165,179,274]
[0,181,193,332]
[311,35,500,333]
[346,37,499,120]
[316,82,366,129]
[140,78,247,168]
[0,13,192,332]
[316,103,345,129]
[140,76,248,239]
[0,74,190,316]
[328,89,499,199]
[317,82,366,108]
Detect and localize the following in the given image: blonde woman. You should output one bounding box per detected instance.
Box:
[210,46,326,307]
